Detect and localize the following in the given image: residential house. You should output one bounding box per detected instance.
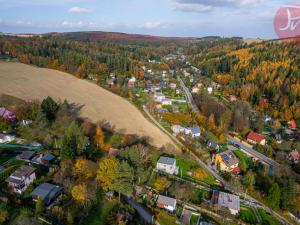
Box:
[192,86,200,94]
[169,83,177,89]
[215,150,239,173]
[128,77,136,88]
[108,148,120,157]
[247,132,266,145]
[156,156,179,175]
[207,87,213,94]
[289,119,297,130]
[17,151,36,161]
[156,195,177,212]
[171,125,185,135]
[106,78,115,86]
[207,141,219,151]
[6,165,36,194]
[154,93,166,102]
[41,154,56,165]
[31,183,62,206]
[211,191,240,215]
[229,95,237,102]
[0,107,16,121]
[287,150,299,164]
[125,197,154,224]
[185,127,201,138]
[161,98,172,106]
[0,133,16,143]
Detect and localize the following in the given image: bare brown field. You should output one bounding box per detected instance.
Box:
[0,62,178,151]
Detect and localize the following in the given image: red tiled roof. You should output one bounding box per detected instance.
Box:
[247,132,265,143]
[289,150,300,159]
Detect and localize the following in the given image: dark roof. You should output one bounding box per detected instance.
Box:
[157,156,176,165]
[31,183,62,205]
[0,166,4,172]
[218,150,238,167]
[41,154,55,161]
[207,140,219,148]
[9,165,35,178]
[125,197,153,224]
[17,151,36,160]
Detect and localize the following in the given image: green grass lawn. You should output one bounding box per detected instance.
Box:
[234,150,254,169]
[156,210,177,225]
[176,156,216,186]
[239,206,258,224]
[82,199,118,225]
[190,213,200,225]
[258,209,281,225]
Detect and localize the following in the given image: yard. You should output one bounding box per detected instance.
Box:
[176,155,216,186]
[233,150,254,169]
[238,206,258,224]
[82,199,118,225]
[258,208,281,225]
[156,210,178,225]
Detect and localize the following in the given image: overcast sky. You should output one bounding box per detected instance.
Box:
[0,0,289,38]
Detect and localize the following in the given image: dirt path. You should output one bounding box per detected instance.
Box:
[0,62,178,151]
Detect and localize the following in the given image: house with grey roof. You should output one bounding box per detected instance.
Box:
[31,183,62,206]
[211,190,240,215]
[156,156,179,175]
[6,165,36,194]
[17,151,36,161]
[156,195,177,212]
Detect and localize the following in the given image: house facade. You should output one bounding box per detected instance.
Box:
[156,156,179,175]
[156,195,177,212]
[6,165,36,194]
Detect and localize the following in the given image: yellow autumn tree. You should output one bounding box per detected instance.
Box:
[74,158,97,180]
[71,184,89,208]
[153,177,171,192]
[94,124,110,151]
[96,156,119,191]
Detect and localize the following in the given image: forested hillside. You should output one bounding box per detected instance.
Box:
[187,39,300,122]
[0,35,176,80]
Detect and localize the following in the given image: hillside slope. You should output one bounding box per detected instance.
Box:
[0,62,178,151]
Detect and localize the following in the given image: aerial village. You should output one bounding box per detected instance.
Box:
[0,52,299,225]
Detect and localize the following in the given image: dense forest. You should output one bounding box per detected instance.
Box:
[187,39,300,122]
[0,35,176,81]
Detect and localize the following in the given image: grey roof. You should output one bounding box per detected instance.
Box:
[41,154,55,161]
[211,191,240,211]
[157,156,176,166]
[31,183,62,205]
[187,127,201,134]
[9,165,35,178]
[125,197,153,224]
[17,151,35,160]
[157,195,176,207]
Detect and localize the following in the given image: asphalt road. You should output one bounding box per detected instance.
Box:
[227,136,281,168]
[177,77,200,113]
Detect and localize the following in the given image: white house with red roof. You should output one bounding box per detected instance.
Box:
[247,132,266,146]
